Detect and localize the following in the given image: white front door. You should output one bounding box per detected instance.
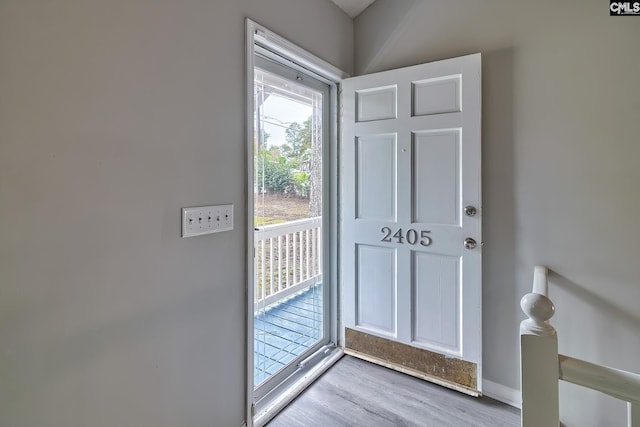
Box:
[340,54,482,394]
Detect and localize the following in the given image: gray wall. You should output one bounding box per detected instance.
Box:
[0,1,352,426]
[355,1,640,425]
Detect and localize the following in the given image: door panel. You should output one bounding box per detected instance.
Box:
[412,75,461,116]
[356,135,396,221]
[412,130,461,225]
[412,252,460,353]
[356,86,397,122]
[341,53,481,394]
[356,245,396,335]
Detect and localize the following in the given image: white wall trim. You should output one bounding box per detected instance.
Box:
[482,379,521,409]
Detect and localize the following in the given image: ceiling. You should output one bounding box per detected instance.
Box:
[330,0,377,18]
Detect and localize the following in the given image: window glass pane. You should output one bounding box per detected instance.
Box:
[253,65,324,388]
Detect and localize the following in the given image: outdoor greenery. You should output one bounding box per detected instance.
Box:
[256,149,293,194]
[256,117,312,197]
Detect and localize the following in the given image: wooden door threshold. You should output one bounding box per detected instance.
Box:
[344,328,480,397]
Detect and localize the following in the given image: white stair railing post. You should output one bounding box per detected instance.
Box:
[520,266,559,427]
[629,402,639,427]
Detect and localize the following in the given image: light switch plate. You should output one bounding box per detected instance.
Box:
[182,204,233,237]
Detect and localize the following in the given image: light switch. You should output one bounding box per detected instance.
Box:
[182,204,233,237]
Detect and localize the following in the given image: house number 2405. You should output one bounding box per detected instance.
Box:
[380,227,432,246]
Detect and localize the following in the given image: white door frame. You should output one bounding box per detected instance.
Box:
[245,19,347,427]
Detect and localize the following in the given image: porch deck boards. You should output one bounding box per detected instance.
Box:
[255,284,323,385]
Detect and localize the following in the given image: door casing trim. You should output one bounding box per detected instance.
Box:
[245,18,348,427]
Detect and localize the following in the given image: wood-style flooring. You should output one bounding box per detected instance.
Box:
[267,355,520,427]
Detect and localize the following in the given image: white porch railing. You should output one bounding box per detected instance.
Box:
[254,216,322,309]
[520,266,640,427]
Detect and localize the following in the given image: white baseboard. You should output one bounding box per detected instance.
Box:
[482,379,521,409]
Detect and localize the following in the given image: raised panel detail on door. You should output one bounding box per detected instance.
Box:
[356,135,396,221]
[412,75,461,116]
[412,252,460,354]
[412,129,461,225]
[356,86,397,122]
[356,244,396,336]
[341,53,481,395]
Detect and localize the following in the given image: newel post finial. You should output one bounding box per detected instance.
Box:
[520,266,559,427]
[520,293,556,336]
[520,266,556,336]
